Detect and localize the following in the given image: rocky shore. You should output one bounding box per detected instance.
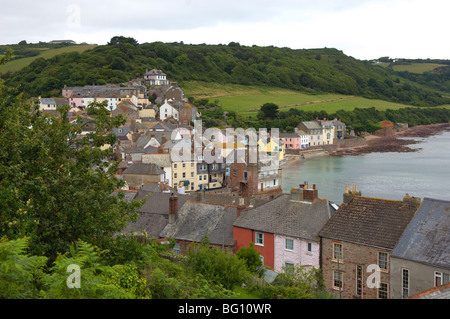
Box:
[329,122,450,157]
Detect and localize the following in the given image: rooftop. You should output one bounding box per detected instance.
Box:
[319,195,421,250]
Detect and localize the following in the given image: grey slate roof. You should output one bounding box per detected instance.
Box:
[233,194,334,241]
[122,162,164,175]
[319,196,420,250]
[123,190,190,238]
[392,197,450,269]
[160,201,237,247]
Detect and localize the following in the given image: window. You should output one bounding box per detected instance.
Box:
[378,282,389,299]
[307,242,312,252]
[285,263,295,274]
[255,232,264,246]
[273,179,276,186]
[333,271,343,290]
[356,265,363,297]
[174,173,177,179]
[285,238,294,251]
[435,272,443,287]
[182,163,186,168]
[402,268,409,298]
[327,133,331,139]
[191,163,194,168]
[191,172,194,178]
[333,243,343,262]
[378,252,389,272]
[182,172,186,178]
[233,170,237,177]
[199,175,202,181]
[259,255,264,265]
[174,163,177,169]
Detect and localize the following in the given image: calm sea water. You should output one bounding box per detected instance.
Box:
[281,130,450,204]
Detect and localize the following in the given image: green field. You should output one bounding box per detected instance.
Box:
[183,81,417,116]
[391,63,446,74]
[0,44,96,73]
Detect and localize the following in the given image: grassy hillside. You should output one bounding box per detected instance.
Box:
[0,44,96,74]
[391,63,447,74]
[183,81,426,116]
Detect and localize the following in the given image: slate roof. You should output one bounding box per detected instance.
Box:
[319,196,421,250]
[300,121,322,130]
[123,190,190,238]
[160,201,238,247]
[122,162,164,175]
[233,194,334,241]
[141,153,172,167]
[391,197,450,269]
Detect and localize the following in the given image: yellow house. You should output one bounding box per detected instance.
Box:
[257,136,285,162]
[172,160,198,192]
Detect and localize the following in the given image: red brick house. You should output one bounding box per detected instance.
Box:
[319,186,421,299]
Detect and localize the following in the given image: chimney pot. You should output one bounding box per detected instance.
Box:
[169,195,178,224]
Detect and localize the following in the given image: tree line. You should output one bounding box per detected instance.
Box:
[1,37,449,106]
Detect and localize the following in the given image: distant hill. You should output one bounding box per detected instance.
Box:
[1,41,449,106]
[0,42,96,74]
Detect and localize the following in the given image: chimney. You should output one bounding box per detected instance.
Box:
[161,133,166,145]
[403,194,421,207]
[303,186,318,202]
[196,189,205,202]
[343,184,361,204]
[169,194,178,224]
[236,197,246,219]
[290,187,304,202]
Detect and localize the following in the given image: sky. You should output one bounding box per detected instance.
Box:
[1,0,449,60]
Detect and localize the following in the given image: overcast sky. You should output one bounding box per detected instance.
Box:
[1,0,449,60]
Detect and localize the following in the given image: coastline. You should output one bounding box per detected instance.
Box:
[282,122,450,164]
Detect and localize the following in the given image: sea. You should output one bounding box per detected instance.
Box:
[281,130,450,205]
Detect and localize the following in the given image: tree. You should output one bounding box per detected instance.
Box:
[235,242,262,273]
[107,36,138,46]
[258,103,279,120]
[0,53,143,262]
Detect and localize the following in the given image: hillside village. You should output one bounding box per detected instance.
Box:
[34,69,449,299]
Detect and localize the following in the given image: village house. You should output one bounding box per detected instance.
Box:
[121,187,190,239]
[38,97,69,111]
[279,132,309,150]
[119,162,166,189]
[233,184,335,272]
[178,103,199,126]
[297,121,323,146]
[141,153,173,186]
[144,69,170,86]
[318,185,421,299]
[159,198,244,255]
[228,142,282,200]
[390,197,450,299]
[159,99,179,121]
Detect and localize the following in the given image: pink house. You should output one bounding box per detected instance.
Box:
[233,184,335,273]
[68,96,84,108]
[280,132,307,150]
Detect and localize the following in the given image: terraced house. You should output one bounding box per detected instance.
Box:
[319,186,421,299]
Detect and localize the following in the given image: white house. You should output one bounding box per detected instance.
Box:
[144,69,170,86]
[159,99,179,121]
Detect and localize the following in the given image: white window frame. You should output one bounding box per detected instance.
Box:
[255,232,264,246]
[285,238,294,251]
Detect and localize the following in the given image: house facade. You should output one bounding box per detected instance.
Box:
[390,197,450,299]
[144,69,170,86]
[233,184,334,272]
[159,99,179,121]
[319,188,421,299]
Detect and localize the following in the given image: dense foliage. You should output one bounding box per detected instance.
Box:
[1,39,449,106]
